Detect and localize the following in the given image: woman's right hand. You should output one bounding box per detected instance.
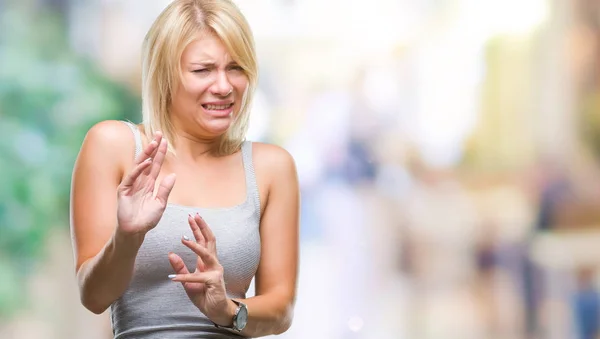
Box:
[116,131,176,237]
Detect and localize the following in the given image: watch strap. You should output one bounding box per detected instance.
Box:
[214,299,243,332]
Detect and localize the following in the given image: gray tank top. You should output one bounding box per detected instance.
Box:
[110,122,261,338]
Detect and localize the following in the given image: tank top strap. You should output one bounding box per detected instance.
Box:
[241,140,261,213]
[122,121,142,160]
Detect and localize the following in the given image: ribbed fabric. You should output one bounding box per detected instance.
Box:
[111,122,261,338]
[123,121,142,160]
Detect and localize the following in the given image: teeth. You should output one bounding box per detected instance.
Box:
[205,104,231,110]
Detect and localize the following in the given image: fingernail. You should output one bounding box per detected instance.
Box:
[168,274,176,279]
[182,235,190,241]
[145,158,152,163]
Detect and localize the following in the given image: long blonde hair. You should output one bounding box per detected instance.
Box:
[141,0,257,155]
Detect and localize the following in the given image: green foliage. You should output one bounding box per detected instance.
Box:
[0,4,140,318]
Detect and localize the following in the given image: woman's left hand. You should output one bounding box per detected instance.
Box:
[168,214,234,326]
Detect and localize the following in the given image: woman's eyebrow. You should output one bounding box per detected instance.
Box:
[190,62,214,66]
[189,61,239,67]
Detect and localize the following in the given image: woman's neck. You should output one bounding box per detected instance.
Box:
[172,131,222,160]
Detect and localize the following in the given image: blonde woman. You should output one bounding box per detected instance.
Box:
[69,0,299,337]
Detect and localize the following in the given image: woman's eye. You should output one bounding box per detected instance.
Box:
[192,69,209,73]
[229,66,244,71]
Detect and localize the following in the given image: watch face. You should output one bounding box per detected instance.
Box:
[235,304,249,330]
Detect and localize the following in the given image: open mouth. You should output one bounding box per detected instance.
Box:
[202,103,234,111]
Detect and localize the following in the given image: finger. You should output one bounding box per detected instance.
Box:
[168,272,214,283]
[167,252,198,290]
[196,254,206,272]
[119,158,152,188]
[186,219,206,272]
[155,173,176,204]
[168,252,190,275]
[145,136,166,175]
[195,213,216,245]
[181,234,207,271]
[149,138,168,179]
[142,140,162,175]
[189,214,206,246]
[182,237,220,269]
[134,132,161,165]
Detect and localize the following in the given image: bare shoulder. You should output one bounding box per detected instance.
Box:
[251,142,297,178]
[83,120,136,152]
[77,120,137,177]
[83,120,135,147]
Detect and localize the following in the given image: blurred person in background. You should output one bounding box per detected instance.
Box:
[523,158,573,338]
[572,267,600,339]
[69,0,299,338]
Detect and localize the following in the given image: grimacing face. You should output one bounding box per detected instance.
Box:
[170,31,249,140]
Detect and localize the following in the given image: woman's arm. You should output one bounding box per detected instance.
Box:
[70,121,172,314]
[239,143,300,336]
[71,121,135,314]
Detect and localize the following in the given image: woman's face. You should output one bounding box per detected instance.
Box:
[171,31,248,139]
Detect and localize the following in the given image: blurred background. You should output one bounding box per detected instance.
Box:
[3,0,600,338]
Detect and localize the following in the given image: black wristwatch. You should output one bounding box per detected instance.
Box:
[215,299,248,332]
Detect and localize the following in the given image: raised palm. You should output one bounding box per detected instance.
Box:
[117,132,176,235]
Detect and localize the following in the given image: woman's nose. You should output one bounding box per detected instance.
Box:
[211,71,232,96]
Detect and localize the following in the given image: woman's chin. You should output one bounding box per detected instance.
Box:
[202,119,232,136]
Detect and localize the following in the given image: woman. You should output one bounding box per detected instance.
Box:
[69,0,299,337]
